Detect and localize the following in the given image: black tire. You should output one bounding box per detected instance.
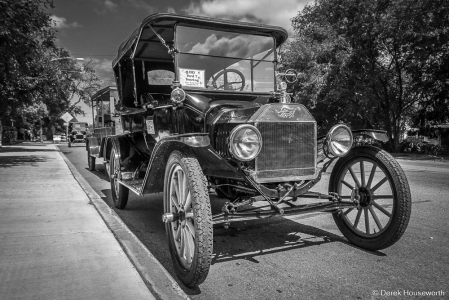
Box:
[87,150,96,171]
[329,146,411,251]
[110,148,129,209]
[164,151,213,287]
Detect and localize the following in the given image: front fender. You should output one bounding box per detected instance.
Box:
[142,133,241,194]
[351,129,388,143]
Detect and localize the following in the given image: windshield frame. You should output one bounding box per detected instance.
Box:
[174,24,278,94]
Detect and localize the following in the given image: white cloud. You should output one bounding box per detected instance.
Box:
[189,34,272,58]
[90,58,113,73]
[51,15,81,29]
[104,0,118,11]
[182,0,308,34]
[167,6,176,13]
[126,0,155,13]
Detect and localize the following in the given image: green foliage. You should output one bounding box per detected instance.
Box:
[0,0,56,117]
[1,126,18,145]
[0,0,102,143]
[283,0,449,151]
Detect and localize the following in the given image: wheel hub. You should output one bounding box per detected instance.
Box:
[358,187,372,207]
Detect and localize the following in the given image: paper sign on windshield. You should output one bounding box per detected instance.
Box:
[179,68,205,88]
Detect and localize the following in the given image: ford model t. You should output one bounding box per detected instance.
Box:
[86,13,411,287]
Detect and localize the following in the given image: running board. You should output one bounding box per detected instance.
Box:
[117,178,144,195]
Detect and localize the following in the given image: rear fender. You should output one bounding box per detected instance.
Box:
[142,133,241,194]
[107,135,132,163]
[103,138,114,161]
[86,137,100,157]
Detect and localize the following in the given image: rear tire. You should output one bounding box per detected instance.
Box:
[329,146,411,251]
[164,151,213,287]
[110,148,129,209]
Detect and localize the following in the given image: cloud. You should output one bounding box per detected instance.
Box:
[104,0,118,11]
[86,58,115,86]
[167,6,176,13]
[182,0,308,34]
[93,0,118,14]
[51,15,81,29]
[126,0,155,13]
[189,34,272,58]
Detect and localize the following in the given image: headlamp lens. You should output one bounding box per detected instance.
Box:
[327,125,353,157]
[229,125,262,161]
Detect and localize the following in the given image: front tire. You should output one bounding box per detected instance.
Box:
[163,151,213,287]
[329,146,411,251]
[110,148,129,209]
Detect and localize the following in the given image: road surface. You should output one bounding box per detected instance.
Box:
[59,144,449,300]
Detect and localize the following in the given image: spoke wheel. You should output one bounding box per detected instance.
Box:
[110,148,129,209]
[329,146,411,250]
[164,151,213,287]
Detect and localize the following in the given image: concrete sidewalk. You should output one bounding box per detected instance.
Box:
[0,143,172,300]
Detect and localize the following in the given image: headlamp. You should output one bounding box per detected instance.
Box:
[326,124,353,157]
[228,124,262,161]
[170,87,186,105]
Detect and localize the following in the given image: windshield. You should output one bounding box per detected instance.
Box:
[175,26,275,93]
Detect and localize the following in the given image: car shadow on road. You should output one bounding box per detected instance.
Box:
[85,165,110,182]
[95,188,387,295]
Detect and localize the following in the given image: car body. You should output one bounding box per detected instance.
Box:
[68,122,88,147]
[86,13,411,287]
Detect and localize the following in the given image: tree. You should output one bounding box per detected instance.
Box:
[284,0,449,151]
[0,0,57,145]
[0,0,102,145]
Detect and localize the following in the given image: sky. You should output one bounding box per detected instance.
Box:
[48,0,310,123]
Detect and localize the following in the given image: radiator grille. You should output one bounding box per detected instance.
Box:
[255,122,316,181]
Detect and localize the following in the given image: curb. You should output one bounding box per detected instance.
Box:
[54,144,190,300]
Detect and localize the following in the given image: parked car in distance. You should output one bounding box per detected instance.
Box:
[68,122,88,147]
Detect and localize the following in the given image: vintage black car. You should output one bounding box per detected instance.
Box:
[86,13,411,287]
[68,122,87,147]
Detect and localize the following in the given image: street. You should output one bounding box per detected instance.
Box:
[59,144,449,300]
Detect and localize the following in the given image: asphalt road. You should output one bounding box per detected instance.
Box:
[59,143,449,300]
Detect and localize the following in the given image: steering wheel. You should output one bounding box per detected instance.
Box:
[211,69,245,91]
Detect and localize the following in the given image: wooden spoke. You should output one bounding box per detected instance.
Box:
[353,209,362,229]
[360,161,366,187]
[369,206,383,230]
[371,177,388,192]
[349,166,361,188]
[343,208,354,215]
[184,191,192,211]
[372,201,392,217]
[367,165,377,189]
[364,208,370,234]
[342,180,354,190]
